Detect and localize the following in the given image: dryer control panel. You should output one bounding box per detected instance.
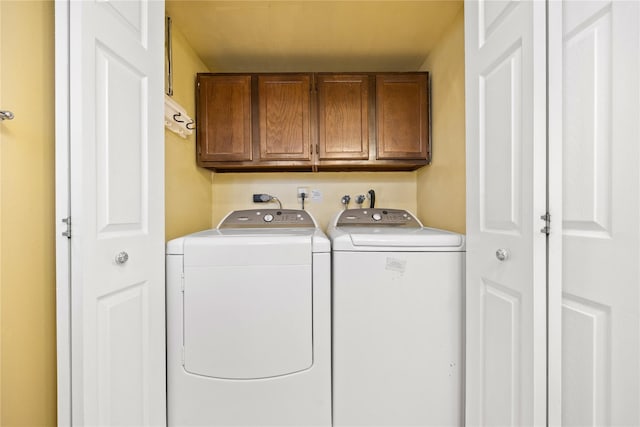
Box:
[336,208,422,227]
[219,209,316,228]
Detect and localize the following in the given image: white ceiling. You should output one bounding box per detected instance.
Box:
[165,1,463,72]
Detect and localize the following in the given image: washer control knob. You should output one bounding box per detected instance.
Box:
[372,212,382,221]
[263,213,274,222]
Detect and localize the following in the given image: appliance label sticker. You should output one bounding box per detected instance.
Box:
[385,257,407,274]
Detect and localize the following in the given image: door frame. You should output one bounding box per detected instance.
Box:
[54,1,71,425]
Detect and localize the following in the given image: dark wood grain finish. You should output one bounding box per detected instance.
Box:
[195,72,430,172]
[197,75,252,162]
[376,73,429,160]
[258,75,312,161]
[317,74,370,160]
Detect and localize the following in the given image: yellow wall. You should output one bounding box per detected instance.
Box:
[212,172,417,231]
[417,9,466,234]
[165,24,213,241]
[0,1,57,426]
[209,11,465,233]
[0,4,463,426]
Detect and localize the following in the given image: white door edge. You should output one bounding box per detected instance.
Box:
[532,3,549,426]
[54,1,71,426]
[546,1,563,425]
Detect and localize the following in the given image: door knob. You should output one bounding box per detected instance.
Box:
[115,251,129,265]
[495,248,509,261]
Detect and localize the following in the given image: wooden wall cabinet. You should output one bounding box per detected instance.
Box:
[258,75,312,163]
[316,74,371,161]
[196,75,252,163]
[196,72,430,172]
[376,73,429,161]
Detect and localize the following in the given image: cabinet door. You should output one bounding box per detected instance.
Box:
[197,75,252,162]
[376,74,429,160]
[258,75,311,162]
[317,74,370,160]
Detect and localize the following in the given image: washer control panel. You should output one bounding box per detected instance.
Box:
[336,208,421,227]
[219,209,316,228]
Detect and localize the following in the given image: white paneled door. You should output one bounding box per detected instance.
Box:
[549,1,640,425]
[56,0,165,425]
[468,1,640,426]
[465,1,547,425]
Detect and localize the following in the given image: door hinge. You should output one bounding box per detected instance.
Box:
[180,272,185,292]
[540,212,551,235]
[181,347,185,366]
[61,217,71,238]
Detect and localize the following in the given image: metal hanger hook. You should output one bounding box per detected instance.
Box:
[173,112,185,123]
[0,110,15,121]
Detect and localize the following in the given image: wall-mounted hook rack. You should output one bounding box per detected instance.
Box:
[164,95,194,139]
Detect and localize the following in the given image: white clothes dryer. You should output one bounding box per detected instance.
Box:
[166,209,331,426]
[328,208,465,427]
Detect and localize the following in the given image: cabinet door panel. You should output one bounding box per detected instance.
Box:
[258,75,311,161]
[197,75,252,162]
[376,74,429,160]
[317,75,369,160]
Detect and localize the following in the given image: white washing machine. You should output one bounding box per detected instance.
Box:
[166,209,331,426]
[328,208,465,427]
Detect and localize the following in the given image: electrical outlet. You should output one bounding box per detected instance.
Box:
[297,187,309,200]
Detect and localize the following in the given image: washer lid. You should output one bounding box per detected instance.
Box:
[331,226,465,251]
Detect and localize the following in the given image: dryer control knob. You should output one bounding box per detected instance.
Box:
[263,213,274,222]
[372,213,382,221]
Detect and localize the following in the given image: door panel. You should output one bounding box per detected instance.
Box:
[65,0,165,425]
[480,44,522,233]
[561,295,610,426]
[549,1,640,425]
[481,280,521,426]
[97,281,150,426]
[465,1,547,425]
[562,5,612,237]
[105,0,146,43]
[95,45,146,234]
[480,0,518,45]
